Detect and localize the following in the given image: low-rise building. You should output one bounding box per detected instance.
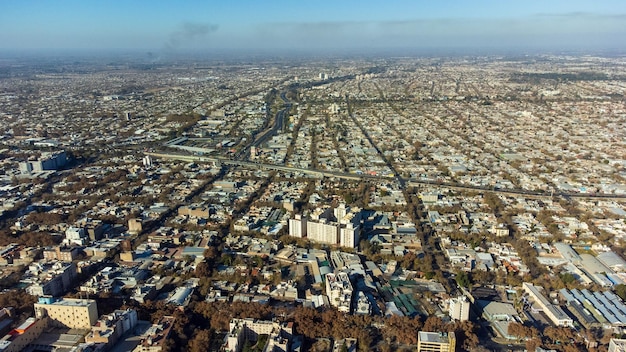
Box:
[225,318,293,352]
[417,331,456,352]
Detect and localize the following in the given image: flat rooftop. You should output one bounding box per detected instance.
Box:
[419,331,451,343]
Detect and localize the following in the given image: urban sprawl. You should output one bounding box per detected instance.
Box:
[0,54,625,352]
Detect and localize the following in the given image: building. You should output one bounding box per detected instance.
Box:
[43,246,80,262]
[225,318,293,352]
[449,296,470,321]
[523,282,573,327]
[417,331,456,352]
[65,226,88,246]
[178,205,210,219]
[133,316,175,352]
[128,218,143,234]
[478,300,520,340]
[288,215,306,238]
[307,219,339,245]
[609,338,626,352]
[325,272,353,313]
[0,317,48,352]
[289,206,362,248]
[34,296,98,329]
[85,309,138,348]
[18,151,67,174]
[338,207,361,248]
[23,261,77,297]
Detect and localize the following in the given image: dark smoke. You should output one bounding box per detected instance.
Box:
[164,22,218,51]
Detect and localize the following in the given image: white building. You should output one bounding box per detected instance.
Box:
[225,318,293,352]
[65,226,87,246]
[523,282,573,327]
[289,205,362,248]
[288,214,306,238]
[325,272,353,313]
[609,338,626,352]
[449,296,470,321]
[307,219,339,245]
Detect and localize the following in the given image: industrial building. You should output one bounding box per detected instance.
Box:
[523,282,573,327]
[560,288,626,329]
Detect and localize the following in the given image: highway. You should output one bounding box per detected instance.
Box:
[145,151,626,201]
[251,91,291,148]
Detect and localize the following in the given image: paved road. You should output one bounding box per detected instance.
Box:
[146,151,626,201]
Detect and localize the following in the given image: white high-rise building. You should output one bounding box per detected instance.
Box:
[340,222,360,248]
[307,219,339,245]
[448,296,470,321]
[142,155,152,167]
[289,205,362,248]
[288,214,306,238]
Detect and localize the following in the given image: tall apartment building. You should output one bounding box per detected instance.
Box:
[288,205,362,248]
[288,214,306,238]
[307,219,339,245]
[417,331,456,352]
[18,151,67,174]
[34,296,98,329]
[448,296,470,321]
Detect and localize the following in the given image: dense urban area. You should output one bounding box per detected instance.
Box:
[0,53,625,352]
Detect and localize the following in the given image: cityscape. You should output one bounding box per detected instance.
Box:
[1,1,626,352]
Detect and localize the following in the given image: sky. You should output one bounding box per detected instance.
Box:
[1,0,625,54]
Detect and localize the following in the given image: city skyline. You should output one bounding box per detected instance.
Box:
[1,0,626,54]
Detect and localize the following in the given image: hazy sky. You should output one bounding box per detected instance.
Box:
[1,0,625,53]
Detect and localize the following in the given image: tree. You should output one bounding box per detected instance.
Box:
[188,329,212,352]
[455,271,471,288]
[615,284,626,301]
[559,272,576,285]
[195,261,212,277]
[423,316,445,332]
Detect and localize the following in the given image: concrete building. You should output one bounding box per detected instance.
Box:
[609,338,626,352]
[34,297,98,330]
[85,309,138,348]
[338,208,361,248]
[23,262,77,297]
[288,214,306,238]
[523,282,573,327]
[478,300,520,340]
[290,206,362,248]
[417,331,456,352]
[18,151,67,174]
[133,316,175,352]
[128,218,143,234]
[225,318,293,352]
[65,226,88,246]
[448,296,470,321]
[325,272,353,313]
[0,317,48,352]
[307,219,339,245]
[178,205,210,219]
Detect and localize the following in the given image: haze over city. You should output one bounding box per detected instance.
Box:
[1,0,626,54]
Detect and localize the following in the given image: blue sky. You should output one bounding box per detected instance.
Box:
[1,0,625,52]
